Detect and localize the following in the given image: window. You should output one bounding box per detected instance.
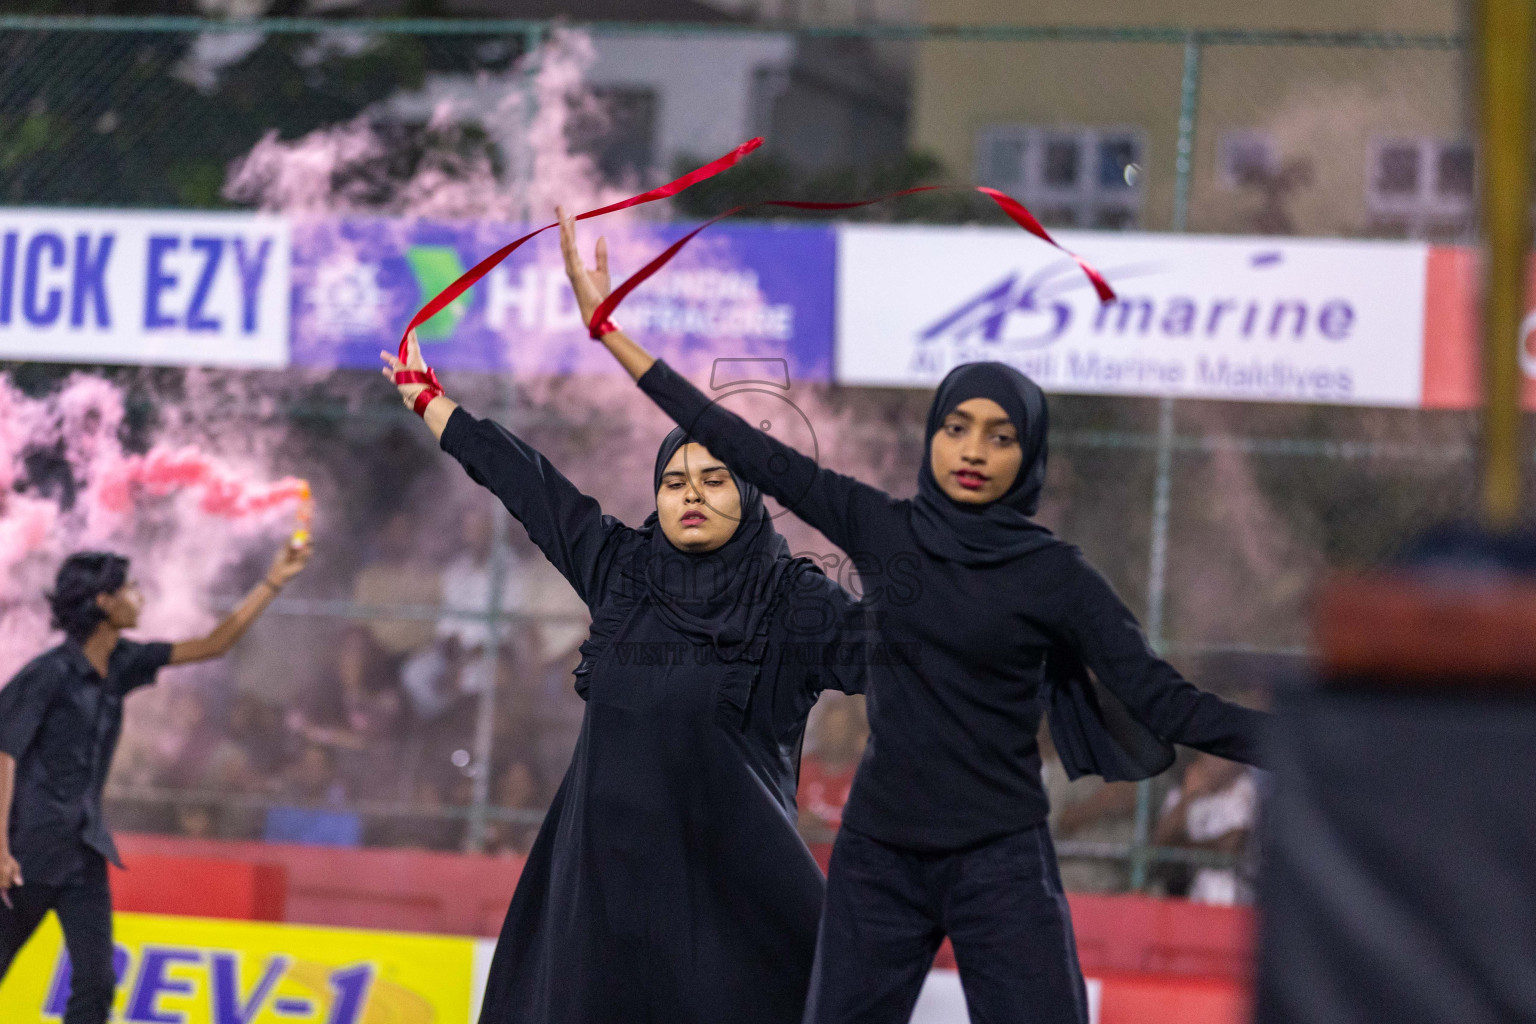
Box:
[1218,131,1277,188]
[1042,136,1081,188]
[975,125,1145,229]
[1436,144,1475,198]
[986,136,1027,191]
[1367,138,1474,241]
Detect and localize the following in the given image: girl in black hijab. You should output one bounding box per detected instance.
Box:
[383,337,865,1024]
[560,212,1269,1024]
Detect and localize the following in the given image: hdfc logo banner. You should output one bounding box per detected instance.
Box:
[836,224,1429,407]
[290,219,835,381]
[0,210,290,369]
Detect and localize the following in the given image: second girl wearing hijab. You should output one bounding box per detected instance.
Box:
[382,337,865,1024]
[558,211,1270,1024]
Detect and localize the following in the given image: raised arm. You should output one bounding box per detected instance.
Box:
[1057,550,1270,768]
[384,335,630,607]
[171,540,310,664]
[557,209,893,555]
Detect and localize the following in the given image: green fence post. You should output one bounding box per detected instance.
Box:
[461,20,550,854]
[1171,33,1201,233]
[1130,30,1203,894]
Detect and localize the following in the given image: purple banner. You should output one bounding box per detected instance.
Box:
[290,218,835,380]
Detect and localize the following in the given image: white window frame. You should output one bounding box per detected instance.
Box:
[974,124,1146,229]
[1366,137,1475,240]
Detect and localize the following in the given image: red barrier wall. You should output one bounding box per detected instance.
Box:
[1096,970,1250,1024]
[115,834,1254,982]
[811,842,1256,982]
[113,835,1254,1024]
[116,834,521,937]
[924,895,1253,982]
[109,853,286,921]
[1069,894,1254,981]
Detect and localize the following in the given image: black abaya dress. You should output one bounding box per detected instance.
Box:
[438,408,864,1024]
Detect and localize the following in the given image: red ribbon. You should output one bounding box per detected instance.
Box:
[587,186,1116,338]
[412,387,442,417]
[393,369,441,389]
[396,137,765,361]
[391,368,443,416]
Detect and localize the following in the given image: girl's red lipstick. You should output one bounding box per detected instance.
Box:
[954,470,989,491]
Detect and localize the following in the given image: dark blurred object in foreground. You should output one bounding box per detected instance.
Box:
[1257,525,1536,1024]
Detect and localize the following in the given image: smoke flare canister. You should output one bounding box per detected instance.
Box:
[291,481,313,549]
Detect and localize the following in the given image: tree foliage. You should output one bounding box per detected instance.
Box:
[0,21,526,208]
[668,148,1013,227]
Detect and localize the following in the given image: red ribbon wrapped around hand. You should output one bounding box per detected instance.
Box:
[393,366,443,417]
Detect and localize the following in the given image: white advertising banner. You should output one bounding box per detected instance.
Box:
[0,209,290,368]
[836,225,1428,407]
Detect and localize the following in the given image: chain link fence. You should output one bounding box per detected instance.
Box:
[0,16,1499,901]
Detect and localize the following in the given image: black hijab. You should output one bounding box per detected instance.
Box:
[910,361,1057,565]
[638,427,794,661]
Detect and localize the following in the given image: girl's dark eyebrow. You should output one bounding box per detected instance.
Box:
[948,409,1013,430]
[662,464,729,480]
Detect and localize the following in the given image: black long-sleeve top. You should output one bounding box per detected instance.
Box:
[637,359,1269,852]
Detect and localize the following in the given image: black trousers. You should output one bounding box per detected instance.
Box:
[804,823,1089,1024]
[0,852,116,1024]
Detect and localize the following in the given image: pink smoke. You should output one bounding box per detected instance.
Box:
[0,373,310,683]
[96,447,307,520]
[224,29,625,223]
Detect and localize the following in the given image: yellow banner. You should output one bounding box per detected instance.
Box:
[0,912,477,1024]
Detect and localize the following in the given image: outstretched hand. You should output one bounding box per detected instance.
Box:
[379,329,457,439]
[379,331,436,411]
[268,538,312,586]
[557,205,612,330]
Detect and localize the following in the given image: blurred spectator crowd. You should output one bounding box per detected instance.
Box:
[104,504,586,859]
[95,416,1261,904]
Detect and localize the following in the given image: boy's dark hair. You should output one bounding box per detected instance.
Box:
[48,551,130,643]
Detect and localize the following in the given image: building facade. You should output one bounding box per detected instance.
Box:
[911,0,1470,239]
